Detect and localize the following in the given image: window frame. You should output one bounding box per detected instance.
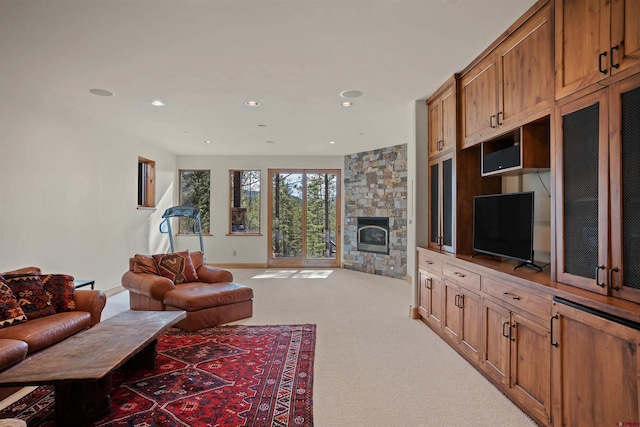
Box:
[178,169,212,235]
[228,169,262,235]
[137,157,156,208]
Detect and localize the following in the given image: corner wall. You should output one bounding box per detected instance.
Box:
[343,144,408,279]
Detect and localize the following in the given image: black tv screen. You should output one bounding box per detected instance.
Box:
[473,192,535,263]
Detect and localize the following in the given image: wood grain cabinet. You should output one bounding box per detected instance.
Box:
[551,298,640,426]
[427,76,457,157]
[460,2,552,149]
[428,153,454,253]
[555,0,640,100]
[555,73,640,303]
[418,268,444,329]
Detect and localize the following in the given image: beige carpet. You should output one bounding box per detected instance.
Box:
[226,268,536,427]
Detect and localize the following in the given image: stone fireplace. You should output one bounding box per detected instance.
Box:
[357,217,389,254]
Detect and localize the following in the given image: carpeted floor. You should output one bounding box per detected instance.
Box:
[0,324,316,427]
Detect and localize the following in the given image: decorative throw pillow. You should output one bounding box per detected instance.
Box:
[3,274,56,320]
[133,254,160,275]
[40,274,76,312]
[152,250,199,284]
[0,266,42,276]
[0,277,28,328]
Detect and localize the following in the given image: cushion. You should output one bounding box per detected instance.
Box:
[3,274,56,320]
[0,266,41,276]
[0,277,28,328]
[40,274,76,312]
[133,254,160,275]
[152,250,199,285]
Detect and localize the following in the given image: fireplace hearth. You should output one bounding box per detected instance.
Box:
[357,217,389,254]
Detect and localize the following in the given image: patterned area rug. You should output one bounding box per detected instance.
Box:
[0,324,316,426]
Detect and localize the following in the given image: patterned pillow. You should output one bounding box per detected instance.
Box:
[152,250,199,284]
[40,274,76,312]
[0,277,28,328]
[3,274,56,320]
[133,254,160,275]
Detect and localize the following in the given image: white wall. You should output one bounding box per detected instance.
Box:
[175,155,344,264]
[0,85,177,290]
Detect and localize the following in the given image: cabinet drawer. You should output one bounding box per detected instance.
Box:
[418,252,442,274]
[443,263,480,291]
[483,276,550,319]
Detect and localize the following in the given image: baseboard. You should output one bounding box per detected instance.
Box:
[208,263,268,269]
[409,306,420,319]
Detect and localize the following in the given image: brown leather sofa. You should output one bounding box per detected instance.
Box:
[121,251,253,331]
[0,267,107,372]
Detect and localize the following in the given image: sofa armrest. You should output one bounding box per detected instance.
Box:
[74,289,107,327]
[121,271,175,301]
[196,265,233,283]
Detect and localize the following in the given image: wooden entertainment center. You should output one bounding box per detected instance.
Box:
[417,1,640,426]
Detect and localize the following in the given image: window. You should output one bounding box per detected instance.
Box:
[138,157,156,207]
[179,170,211,234]
[229,170,261,234]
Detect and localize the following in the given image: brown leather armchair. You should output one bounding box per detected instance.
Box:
[121,251,253,331]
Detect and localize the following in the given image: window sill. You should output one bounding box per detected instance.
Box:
[226,233,263,237]
[137,206,157,211]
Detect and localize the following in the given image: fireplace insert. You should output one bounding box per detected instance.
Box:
[357,217,389,254]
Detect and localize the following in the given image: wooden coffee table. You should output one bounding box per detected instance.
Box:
[0,310,186,426]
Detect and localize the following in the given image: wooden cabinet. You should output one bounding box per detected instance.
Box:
[427,76,457,157]
[428,153,454,252]
[551,298,640,426]
[555,0,640,100]
[418,268,443,329]
[460,2,552,148]
[442,264,482,361]
[555,72,640,303]
[482,276,552,424]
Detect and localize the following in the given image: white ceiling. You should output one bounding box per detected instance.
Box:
[0,0,536,157]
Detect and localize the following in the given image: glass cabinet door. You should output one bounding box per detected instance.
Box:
[428,153,454,253]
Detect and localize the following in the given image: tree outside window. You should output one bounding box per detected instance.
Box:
[179,170,211,234]
[230,170,261,234]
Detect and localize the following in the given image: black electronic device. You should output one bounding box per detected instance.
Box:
[482,144,521,174]
[472,191,541,271]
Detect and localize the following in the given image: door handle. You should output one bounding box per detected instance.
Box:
[497,111,503,126]
[610,267,620,291]
[502,321,510,339]
[610,44,621,69]
[550,314,558,347]
[595,265,606,288]
[599,51,609,74]
[489,114,496,129]
[426,277,433,290]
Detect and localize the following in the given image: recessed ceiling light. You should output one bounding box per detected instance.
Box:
[245,101,261,107]
[89,88,114,97]
[341,101,353,107]
[329,140,336,145]
[150,99,166,106]
[205,140,213,144]
[258,124,267,127]
[266,140,275,144]
[340,90,363,99]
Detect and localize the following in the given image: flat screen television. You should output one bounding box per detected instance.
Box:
[473,191,537,269]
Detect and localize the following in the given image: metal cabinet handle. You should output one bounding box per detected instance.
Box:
[497,111,503,126]
[596,265,606,288]
[502,321,510,339]
[610,267,620,291]
[489,114,496,129]
[426,277,433,290]
[425,261,433,265]
[599,51,609,74]
[502,292,521,300]
[509,324,515,342]
[610,44,620,69]
[550,314,558,347]
[454,272,466,278]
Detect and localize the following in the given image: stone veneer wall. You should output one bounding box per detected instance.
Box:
[343,144,407,279]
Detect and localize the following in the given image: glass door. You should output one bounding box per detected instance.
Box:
[268,169,341,268]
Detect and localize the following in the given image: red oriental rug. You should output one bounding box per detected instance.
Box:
[0,324,316,427]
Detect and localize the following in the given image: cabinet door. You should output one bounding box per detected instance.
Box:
[428,154,454,253]
[609,74,640,303]
[610,0,640,76]
[440,87,456,153]
[428,100,443,156]
[418,269,443,328]
[461,55,499,148]
[554,0,611,99]
[554,89,610,293]
[443,280,461,342]
[510,312,551,424]
[459,290,481,361]
[482,298,511,385]
[498,2,552,129]
[551,301,640,427]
